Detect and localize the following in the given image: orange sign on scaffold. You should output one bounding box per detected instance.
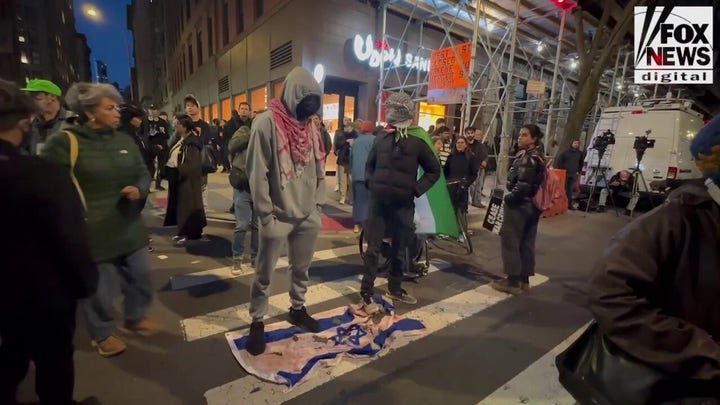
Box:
[427,42,473,105]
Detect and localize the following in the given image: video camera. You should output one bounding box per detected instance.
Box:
[633,129,656,152]
[592,129,616,152]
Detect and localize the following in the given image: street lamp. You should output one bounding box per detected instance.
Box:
[82,4,135,102]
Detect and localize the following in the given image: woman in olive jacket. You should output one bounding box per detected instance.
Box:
[41,83,160,358]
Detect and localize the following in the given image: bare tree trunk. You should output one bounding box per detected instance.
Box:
[555,0,649,158]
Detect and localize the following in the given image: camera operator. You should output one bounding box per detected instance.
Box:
[597,170,638,215]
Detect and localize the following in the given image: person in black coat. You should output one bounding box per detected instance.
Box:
[362,92,441,308]
[491,124,545,296]
[119,104,152,176]
[163,116,207,246]
[444,136,480,214]
[0,79,98,404]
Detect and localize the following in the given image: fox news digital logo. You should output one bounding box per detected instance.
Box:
[634,6,714,84]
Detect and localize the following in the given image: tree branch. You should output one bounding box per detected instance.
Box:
[574,8,586,65]
[590,3,613,54]
[595,0,645,71]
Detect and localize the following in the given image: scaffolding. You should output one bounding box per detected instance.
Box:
[374,0,598,183]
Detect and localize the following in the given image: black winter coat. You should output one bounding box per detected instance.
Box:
[365,128,441,205]
[504,147,544,207]
[0,140,97,307]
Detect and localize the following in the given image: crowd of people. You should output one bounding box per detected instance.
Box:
[2,66,720,404]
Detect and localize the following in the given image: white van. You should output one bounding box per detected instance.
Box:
[580,98,705,189]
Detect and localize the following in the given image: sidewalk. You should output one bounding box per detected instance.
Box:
[147,172,500,231]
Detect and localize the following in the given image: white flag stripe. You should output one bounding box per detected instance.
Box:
[180,262,451,342]
[478,322,591,404]
[203,274,550,405]
[169,245,361,290]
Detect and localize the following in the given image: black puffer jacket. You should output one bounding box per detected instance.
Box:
[504,147,544,206]
[365,127,441,205]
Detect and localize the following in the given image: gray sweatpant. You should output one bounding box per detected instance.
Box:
[249,211,321,322]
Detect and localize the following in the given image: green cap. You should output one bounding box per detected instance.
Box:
[21,79,62,97]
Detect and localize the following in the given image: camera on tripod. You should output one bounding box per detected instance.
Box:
[592,129,616,152]
[633,129,656,152]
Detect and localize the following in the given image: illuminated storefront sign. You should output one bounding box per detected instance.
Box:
[352,34,430,73]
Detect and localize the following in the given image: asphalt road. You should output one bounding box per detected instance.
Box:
[16,183,631,405]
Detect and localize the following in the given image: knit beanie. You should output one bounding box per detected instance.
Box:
[690,116,720,185]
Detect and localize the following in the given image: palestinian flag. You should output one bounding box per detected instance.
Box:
[407,126,459,238]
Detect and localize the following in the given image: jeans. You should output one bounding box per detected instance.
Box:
[469,168,486,204]
[82,248,153,342]
[565,173,578,206]
[500,203,541,277]
[232,189,259,261]
[361,200,414,296]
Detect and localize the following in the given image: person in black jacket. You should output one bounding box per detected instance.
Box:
[555,139,585,209]
[120,104,152,176]
[362,92,441,308]
[444,136,480,215]
[0,79,98,405]
[491,124,545,295]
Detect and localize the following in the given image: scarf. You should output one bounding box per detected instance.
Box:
[268,99,325,185]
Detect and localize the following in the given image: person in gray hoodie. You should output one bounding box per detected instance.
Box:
[245,67,326,355]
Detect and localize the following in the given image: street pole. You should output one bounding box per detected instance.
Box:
[544,8,567,146]
[497,0,521,184]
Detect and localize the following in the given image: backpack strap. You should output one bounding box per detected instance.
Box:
[63,130,87,211]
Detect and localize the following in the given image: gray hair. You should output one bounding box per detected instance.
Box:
[65,83,123,121]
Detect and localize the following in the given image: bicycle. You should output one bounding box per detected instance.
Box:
[431,178,473,254]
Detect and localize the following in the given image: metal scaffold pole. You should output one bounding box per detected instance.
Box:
[377,5,388,123]
[544,8,567,147]
[497,0,521,184]
[463,0,483,131]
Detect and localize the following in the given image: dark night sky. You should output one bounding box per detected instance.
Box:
[73,0,134,88]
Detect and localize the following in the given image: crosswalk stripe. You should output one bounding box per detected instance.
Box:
[180,262,450,342]
[203,273,550,405]
[169,245,361,290]
[478,322,590,404]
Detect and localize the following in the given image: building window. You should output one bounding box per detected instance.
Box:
[253,0,263,19]
[196,31,203,66]
[418,102,446,130]
[20,51,28,64]
[221,98,232,120]
[211,103,219,121]
[236,0,244,33]
[234,93,247,108]
[250,86,268,111]
[273,81,283,99]
[206,17,214,56]
[222,1,229,46]
[188,44,194,74]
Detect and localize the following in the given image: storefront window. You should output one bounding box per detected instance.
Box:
[202,106,210,122]
[221,98,231,121]
[322,94,340,132]
[250,86,268,112]
[210,103,219,122]
[344,95,356,123]
[418,102,446,131]
[273,81,283,99]
[234,93,247,110]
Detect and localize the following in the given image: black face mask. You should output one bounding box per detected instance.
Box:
[295,95,320,122]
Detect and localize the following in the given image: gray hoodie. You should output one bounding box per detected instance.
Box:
[247,67,326,225]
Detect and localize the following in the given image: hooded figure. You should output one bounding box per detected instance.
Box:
[584,116,720,402]
[361,92,441,310]
[244,67,326,356]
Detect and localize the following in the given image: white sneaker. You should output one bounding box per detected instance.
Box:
[230,260,252,276]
